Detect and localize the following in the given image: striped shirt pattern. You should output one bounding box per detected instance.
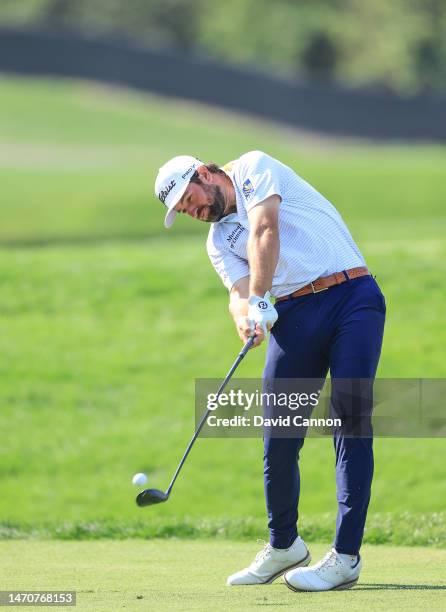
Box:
[206,151,365,298]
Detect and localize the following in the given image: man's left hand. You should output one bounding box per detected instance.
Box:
[247,292,278,337]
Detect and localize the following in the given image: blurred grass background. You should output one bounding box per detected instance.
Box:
[0,77,445,543]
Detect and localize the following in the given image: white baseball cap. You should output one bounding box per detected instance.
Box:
[154,155,204,228]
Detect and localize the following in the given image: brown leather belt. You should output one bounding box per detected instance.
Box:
[276,266,370,302]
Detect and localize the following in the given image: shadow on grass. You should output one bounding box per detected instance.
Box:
[356,583,446,590]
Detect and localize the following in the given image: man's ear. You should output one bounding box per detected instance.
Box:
[197,165,212,183]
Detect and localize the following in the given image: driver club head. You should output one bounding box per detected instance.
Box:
[136,488,169,507]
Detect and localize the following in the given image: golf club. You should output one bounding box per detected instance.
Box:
[136,335,255,507]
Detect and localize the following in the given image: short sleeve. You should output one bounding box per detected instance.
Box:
[237,151,282,213]
[206,232,249,291]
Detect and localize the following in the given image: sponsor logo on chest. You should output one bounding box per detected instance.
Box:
[226,223,245,249]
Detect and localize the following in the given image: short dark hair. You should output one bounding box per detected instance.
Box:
[189,163,226,184]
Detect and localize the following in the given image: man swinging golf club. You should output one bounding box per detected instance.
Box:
[154,151,385,592]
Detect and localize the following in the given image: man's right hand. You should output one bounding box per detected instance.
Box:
[230,277,266,348]
[235,316,265,347]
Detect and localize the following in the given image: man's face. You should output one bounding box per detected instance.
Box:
[174,177,226,223]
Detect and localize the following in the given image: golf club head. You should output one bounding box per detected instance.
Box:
[136,488,169,507]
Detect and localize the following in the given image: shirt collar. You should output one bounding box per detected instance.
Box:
[218,212,239,224]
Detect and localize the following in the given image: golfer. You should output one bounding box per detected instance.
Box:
[154,151,385,591]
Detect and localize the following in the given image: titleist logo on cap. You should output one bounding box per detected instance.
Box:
[158,180,176,203]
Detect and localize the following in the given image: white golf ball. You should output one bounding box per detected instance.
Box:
[132,472,148,487]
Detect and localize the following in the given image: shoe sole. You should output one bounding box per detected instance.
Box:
[260,550,312,585]
[284,575,359,592]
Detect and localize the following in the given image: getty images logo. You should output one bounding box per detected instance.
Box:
[158,180,176,204]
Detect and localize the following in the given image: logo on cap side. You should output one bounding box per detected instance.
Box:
[182,164,196,180]
[158,180,176,204]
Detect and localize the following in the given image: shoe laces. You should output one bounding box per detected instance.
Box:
[253,540,273,564]
[314,549,341,573]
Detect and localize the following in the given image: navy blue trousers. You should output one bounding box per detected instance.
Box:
[263,275,386,555]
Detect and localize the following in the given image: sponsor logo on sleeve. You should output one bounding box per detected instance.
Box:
[242,178,254,201]
[158,180,176,204]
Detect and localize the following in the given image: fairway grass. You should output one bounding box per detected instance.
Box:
[2,541,446,610]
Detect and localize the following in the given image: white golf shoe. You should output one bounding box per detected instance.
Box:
[226,537,310,585]
[284,548,361,592]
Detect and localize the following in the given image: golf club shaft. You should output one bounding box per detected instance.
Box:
[166,336,255,496]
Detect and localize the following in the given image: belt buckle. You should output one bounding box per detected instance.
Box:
[310,281,328,294]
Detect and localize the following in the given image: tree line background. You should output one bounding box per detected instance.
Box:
[0,0,445,97]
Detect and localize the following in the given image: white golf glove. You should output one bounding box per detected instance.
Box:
[247,292,278,336]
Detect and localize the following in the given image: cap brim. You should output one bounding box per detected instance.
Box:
[164,208,177,229]
[163,182,188,229]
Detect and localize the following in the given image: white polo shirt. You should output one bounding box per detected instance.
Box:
[206,151,365,298]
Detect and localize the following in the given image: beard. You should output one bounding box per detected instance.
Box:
[200,184,227,222]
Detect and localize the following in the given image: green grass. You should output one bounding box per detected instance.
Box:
[0,241,445,538]
[0,76,445,244]
[1,512,444,548]
[2,541,446,610]
[0,76,445,546]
